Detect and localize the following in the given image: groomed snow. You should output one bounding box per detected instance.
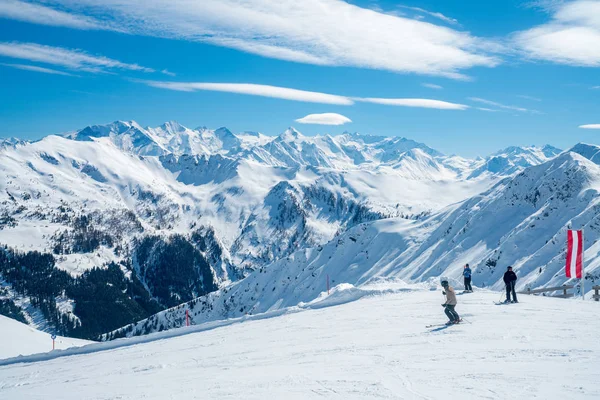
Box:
[0,315,92,359]
[1,286,599,399]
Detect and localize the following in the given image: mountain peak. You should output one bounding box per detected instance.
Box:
[568,143,600,165]
[0,137,26,148]
[215,127,235,137]
[279,127,303,141]
[158,120,188,133]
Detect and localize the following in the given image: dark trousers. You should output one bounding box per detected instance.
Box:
[505,281,517,302]
[444,305,459,322]
[464,277,472,291]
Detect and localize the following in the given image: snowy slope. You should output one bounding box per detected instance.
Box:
[2,287,600,399]
[0,314,92,359]
[109,148,600,338]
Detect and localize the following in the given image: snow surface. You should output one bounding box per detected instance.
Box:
[1,287,599,399]
[0,315,92,359]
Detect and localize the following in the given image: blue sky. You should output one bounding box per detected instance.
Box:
[0,0,599,157]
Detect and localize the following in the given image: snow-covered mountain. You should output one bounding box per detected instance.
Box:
[0,137,27,149]
[0,119,570,339]
[107,144,600,338]
[467,144,562,179]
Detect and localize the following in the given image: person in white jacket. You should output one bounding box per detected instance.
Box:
[440,277,460,324]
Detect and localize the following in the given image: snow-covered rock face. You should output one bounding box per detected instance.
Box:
[0,138,27,149]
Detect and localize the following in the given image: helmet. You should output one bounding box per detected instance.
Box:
[440,276,449,286]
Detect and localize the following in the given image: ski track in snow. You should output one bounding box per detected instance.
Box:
[0,289,599,399]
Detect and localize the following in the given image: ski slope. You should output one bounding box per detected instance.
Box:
[0,315,92,359]
[1,286,599,399]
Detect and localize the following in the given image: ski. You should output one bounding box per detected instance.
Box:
[426,320,463,328]
[425,323,447,328]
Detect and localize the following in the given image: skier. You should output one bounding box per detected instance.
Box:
[463,264,473,292]
[440,277,460,324]
[503,266,518,303]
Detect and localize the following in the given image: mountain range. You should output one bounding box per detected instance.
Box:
[2,120,594,340]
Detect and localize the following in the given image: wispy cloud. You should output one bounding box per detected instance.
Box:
[161,69,176,77]
[517,94,542,102]
[295,113,352,125]
[468,97,537,113]
[579,124,600,129]
[0,0,103,30]
[397,5,460,26]
[139,81,354,105]
[139,80,469,110]
[476,107,501,112]
[26,0,499,78]
[356,97,468,110]
[591,86,600,90]
[0,42,155,74]
[0,62,76,76]
[514,0,600,67]
[422,83,443,90]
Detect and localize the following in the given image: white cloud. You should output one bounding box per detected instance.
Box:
[517,94,542,101]
[579,124,600,129]
[591,86,600,89]
[422,83,443,90]
[468,97,536,113]
[356,97,468,110]
[514,0,600,66]
[0,42,155,74]
[139,81,355,105]
[36,0,499,78]
[295,113,352,125]
[397,5,460,26]
[476,107,501,112]
[0,0,103,30]
[140,80,470,110]
[0,62,76,76]
[161,69,176,77]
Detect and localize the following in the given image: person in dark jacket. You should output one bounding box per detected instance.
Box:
[503,266,518,303]
[463,264,473,292]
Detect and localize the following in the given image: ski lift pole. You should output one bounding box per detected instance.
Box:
[186,309,190,327]
[51,334,56,350]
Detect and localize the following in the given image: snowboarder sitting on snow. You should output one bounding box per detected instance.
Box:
[463,264,473,292]
[440,278,460,324]
[503,266,518,303]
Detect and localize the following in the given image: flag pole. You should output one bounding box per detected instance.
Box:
[582,229,585,300]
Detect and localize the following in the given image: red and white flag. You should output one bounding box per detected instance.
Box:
[566,229,583,279]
